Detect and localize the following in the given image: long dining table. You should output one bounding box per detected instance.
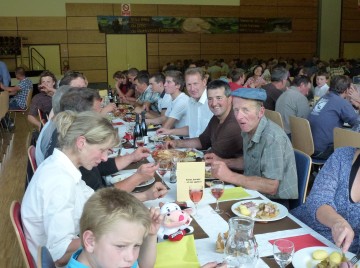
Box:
[109,113,342,268]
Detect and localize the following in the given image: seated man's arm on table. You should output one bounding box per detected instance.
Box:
[145,106,165,119]
[113,147,150,170]
[156,125,189,137]
[146,115,166,125]
[211,160,279,195]
[205,153,244,171]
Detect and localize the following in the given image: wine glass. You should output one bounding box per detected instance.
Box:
[157,160,169,184]
[135,136,145,147]
[189,184,203,218]
[273,239,294,268]
[210,180,224,214]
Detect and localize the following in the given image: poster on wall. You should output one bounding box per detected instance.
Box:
[97,16,292,34]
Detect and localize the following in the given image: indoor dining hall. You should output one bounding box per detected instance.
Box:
[2,0,360,268]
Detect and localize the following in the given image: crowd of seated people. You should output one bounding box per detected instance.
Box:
[15,54,360,266]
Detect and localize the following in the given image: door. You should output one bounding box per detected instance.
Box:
[106,34,147,85]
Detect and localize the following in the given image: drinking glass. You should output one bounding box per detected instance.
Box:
[189,184,203,218]
[273,239,294,268]
[157,160,169,184]
[135,136,145,147]
[210,180,224,214]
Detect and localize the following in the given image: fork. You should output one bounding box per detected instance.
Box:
[350,252,360,264]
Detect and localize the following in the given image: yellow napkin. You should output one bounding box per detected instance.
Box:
[219,187,250,201]
[155,235,200,268]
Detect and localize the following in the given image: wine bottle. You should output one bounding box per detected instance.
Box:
[140,111,147,136]
[133,114,141,148]
[107,85,113,103]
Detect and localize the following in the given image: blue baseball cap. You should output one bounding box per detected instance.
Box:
[231,87,267,102]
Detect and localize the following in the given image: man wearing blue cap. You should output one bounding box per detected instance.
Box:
[208,87,298,205]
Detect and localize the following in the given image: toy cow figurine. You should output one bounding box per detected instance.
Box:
[157,202,194,241]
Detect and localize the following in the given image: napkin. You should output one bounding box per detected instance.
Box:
[155,235,200,268]
[268,234,326,252]
[219,187,251,201]
[112,121,124,126]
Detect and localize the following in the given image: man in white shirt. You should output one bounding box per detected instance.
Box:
[147,70,189,129]
[158,67,212,138]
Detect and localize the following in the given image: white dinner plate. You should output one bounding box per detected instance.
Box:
[292,246,355,268]
[231,200,288,222]
[135,177,155,188]
[109,170,137,184]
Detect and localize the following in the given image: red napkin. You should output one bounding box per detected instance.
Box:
[269,234,326,252]
[112,122,124,126]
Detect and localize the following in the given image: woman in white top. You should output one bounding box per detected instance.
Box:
[21,110,119,267]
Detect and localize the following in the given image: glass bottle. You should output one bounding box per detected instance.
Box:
[224,216,259,268]
[133,114,141,148]
[107,85,113,103]
[140,111,147,136]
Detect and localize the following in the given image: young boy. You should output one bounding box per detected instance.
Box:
[314,70,330,101]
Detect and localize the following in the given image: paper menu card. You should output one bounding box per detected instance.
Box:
[176,162,205,202]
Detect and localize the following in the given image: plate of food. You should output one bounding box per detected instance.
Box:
[182,149,204,162]
[151,149,187,162]
[150,135,176,142]
[292,246,356,268]
[147,124,161,131]
[108,170,137,184]
[231,200,288,222]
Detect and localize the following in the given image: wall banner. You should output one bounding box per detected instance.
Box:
[97,16,292,34]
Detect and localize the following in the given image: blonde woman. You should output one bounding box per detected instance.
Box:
[21,110,119,267]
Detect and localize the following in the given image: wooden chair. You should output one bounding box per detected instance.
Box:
[9,88,33,123]
[9,201,36,268]
[37,246,56,268]
[28,145,37,173]
[289,149,312,210]
[289,116,326,166]
[265,109,284,129]
[334,127,360,149]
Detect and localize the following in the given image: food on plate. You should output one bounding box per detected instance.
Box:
[235,201,280,219]
[148,124,155,129]
[312,250,329,261]
[152,149,186,162]
[215,231,228,253]
[150,135,175,142]
[205,166,212,178]
[256,202,279,219]
[329,252,343,265]
[238,205,251,216]
[315,250,353,268]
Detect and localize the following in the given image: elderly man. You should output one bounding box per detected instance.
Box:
[147,70,189,129]
[165,79,243,160]
[158,67,212,138]
[209,87,298,205]
[262,66,288,110]
[275,75,312,136]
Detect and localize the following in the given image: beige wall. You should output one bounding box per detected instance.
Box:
[0,0,320,83]
[0,0,239,17]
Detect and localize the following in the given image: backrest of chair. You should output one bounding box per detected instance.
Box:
[265,109,284,129]
[25,88,33,111]
[334,127,360,149]
[289,116,315,156]
[0,91,9,119]
[289,149,312,210]
[28,145,37,173]
[9,201,36,268]
[37,246,56,268]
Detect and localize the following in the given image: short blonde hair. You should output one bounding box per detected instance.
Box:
[54,110,119,149]
[80,188,151,242]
